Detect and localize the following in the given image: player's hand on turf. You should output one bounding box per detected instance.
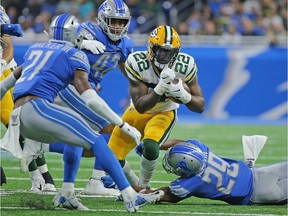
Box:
[154,67,176,95]
[135,142,144,156]
[166,79,191,104]
[120,122,141,145]
[80,40,106,54]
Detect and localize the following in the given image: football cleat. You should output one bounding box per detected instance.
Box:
[124,190,164,213]
[53,192,89,210]
[83,178,120,197]
[30,176,45,192]
[42,183,57,192]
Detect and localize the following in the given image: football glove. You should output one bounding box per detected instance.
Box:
[79,40,106,54]
[135,142,144,156]
[154,67,176,95]
[120,122,141,145]
[101,175,117,189]
[1,24,23,37]
[165,79,192,104]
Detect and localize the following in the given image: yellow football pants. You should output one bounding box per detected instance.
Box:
[0,68,14,126]
[108,105,177,160]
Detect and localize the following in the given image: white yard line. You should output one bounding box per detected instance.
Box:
[0,207,284,216]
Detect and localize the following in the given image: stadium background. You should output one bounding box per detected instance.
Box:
[3,0,287,123]
[0,1,287,215]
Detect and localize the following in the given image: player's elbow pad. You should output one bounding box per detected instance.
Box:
[80,89,123,126]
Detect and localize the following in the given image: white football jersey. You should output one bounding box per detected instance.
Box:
[125,51,198,113]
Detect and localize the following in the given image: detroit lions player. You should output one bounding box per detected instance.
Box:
[138,138,287,205]
[48,0,135,196]
[107,25,205,188]
[0,13,163,212]
[0,5,55,191]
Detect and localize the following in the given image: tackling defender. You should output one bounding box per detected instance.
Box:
[136,137,287,205]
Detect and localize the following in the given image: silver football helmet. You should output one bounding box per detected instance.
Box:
[48,14,82,47]
[162,141,205,177]
[98,0,131,41]
[0,5,10,24]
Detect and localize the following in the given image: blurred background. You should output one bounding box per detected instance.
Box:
[1,0,287,123]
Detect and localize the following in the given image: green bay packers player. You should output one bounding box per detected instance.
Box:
[108,25,205,188]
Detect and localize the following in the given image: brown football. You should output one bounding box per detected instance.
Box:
[167,78,190,103]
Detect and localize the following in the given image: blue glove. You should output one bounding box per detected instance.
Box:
[101,175,117,189]
[2,24,23,37]
[135,142,144,156]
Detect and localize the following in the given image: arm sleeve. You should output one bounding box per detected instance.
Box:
[0,72,17,100]
[80,89,123,126]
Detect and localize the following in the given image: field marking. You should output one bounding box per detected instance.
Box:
[5,177,172,184]
[0,207,284,216]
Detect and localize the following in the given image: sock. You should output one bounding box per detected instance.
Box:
[63,145,83,182]
[60,182,74,197]
[35,155,55,184]
[120,186,136,201]
[29,169,43,179]
[91,169,106,179]
[90,135,130,191]
[28,159,38,172]
[122,160,139,186]
[139,155,159,188]
[49,142,65,154]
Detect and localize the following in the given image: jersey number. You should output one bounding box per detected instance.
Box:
[174,54,190,75]
[18,50,53,83]
[133,53,149,72]
[202,152,239,195]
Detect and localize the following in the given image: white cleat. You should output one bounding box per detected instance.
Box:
[21,139,44,172]
[42,183,57,192]
[53,192,89,210]
[124,190,164,213]
[83,178,120,197]
[30,176,45,192]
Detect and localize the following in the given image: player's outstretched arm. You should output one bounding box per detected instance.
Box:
[0,65,22,100]
[74,70,141,145]
[133,185,184,203]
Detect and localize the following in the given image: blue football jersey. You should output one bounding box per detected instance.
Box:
[13,41,90,103]
[80,21,134,87]
[169,139,254,205]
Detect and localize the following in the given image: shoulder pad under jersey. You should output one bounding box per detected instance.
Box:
[125,51,148,81]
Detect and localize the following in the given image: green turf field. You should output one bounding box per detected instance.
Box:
[0,122,287,216]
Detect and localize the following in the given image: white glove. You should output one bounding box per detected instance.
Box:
[154,67,176,95]
[79,40,106,54]
[0,59,7,76]
[165,79,192,104]
[120,122,142,145]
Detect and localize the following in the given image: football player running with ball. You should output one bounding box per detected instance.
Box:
[107,25,205,188]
